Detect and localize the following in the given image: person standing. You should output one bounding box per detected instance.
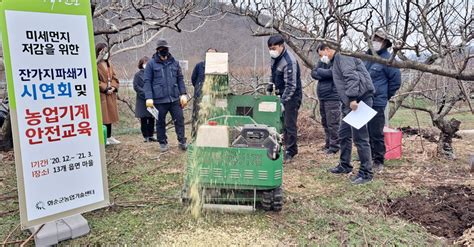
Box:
[133,56,157,142]
[266,34,302,163]
[311,61,341,155]
[190,47,217,138]
[317,43,375,185]
[365,29,402,172]
[143,39,188,152]
[96,43,120,145]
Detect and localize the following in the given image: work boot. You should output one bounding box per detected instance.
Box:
[144,137,157,142]
[373,163,384,173]
[328,165,352,174]
[178,142,188,151]
[325,149,339,155]
[350,174,372,185]
[160,143,169,152]
[284,153,294,163]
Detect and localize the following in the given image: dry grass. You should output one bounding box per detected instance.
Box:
[1,110,473,245]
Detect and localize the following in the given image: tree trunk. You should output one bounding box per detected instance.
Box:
[433,118,461,160]
[389,72,422,119]
[91,1,96,15]
[310,100,319,122]
[0,113,13,151]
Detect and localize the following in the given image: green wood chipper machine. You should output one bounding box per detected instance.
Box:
[181,53,284,212]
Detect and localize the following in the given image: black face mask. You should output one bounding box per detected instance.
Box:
[158,48,169,57]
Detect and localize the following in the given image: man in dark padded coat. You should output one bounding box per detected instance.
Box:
[317,43,376,185]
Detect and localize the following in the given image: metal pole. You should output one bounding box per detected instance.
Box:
[254,47,257,77]
[254,47,258,89]
[384,0,390,127]
[262,37,265,75]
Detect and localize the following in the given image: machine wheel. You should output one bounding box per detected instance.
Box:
[261,190,273,211]
[261,187,283,212]
[272,187,283,212]
[180,186,191,206]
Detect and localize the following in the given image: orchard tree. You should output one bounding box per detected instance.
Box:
[226,0,473,158]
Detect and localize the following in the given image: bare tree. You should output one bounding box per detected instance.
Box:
[0,43,3,73]
[225,0,473,158]
[0,41,12,151]
[226,0,473,80]
[388,69,424,119]
[400,62,468,159]
[92,0,224,57]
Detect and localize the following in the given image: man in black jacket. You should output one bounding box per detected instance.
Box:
[266,35,303,163]
[311,62,340,154]
[317,43,375,185]
[144,40,188,152]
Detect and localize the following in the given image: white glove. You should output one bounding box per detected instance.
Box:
[180,95,188,108]
[146,99,154,108]
[280,103,285,112]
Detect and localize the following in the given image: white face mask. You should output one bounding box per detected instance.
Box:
[103,52,110,60]
[372,41,383,51]
[142,64,146,69]
[320,55,330,64]
[269,50,280,58]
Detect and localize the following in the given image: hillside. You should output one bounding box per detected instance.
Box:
[108,14,274,81]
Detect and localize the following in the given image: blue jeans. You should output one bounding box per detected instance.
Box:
[338,97,373,179]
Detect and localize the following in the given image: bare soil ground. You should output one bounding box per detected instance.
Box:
[386,185,473,239]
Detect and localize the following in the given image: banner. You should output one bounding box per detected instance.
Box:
[0,0,109,228]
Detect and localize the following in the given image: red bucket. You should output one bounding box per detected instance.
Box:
[384,127,402,160]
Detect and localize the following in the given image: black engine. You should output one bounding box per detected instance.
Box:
[231,124,281,160]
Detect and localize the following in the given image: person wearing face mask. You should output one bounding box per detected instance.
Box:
[133,56,157,143]
[365,29,401,173]
[311,51,341,155]
[96,43,120,145]
[191,47,217,138]
[266,34,302,163]
[143,39,188,152]
[317,43,375,185]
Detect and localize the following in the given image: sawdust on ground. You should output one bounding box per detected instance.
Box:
[156,226,283,246]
